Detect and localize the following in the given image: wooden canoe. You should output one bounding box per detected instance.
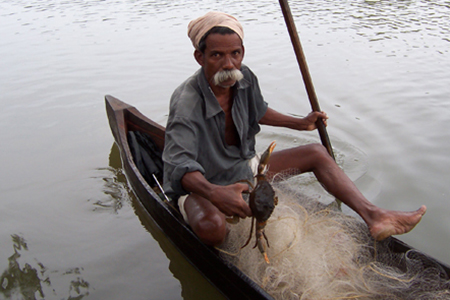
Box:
[105,94,450,299]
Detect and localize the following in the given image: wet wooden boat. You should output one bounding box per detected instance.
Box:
[105,94,450,299]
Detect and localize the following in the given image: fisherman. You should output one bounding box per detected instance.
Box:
[162,11,426,246]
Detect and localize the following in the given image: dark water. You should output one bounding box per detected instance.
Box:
[1,0,449,299]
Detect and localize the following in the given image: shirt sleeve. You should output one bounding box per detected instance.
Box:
[163,116,205,196]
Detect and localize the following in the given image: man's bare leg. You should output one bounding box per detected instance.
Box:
[267,143,426,241]
[183,193,228,246]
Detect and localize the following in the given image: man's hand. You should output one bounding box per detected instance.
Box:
[302,111,328,131]
[209,183,252,218]
[181,171,252,218]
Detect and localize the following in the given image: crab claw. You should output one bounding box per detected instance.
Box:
[255,227,271,264]
[258,141,276,175]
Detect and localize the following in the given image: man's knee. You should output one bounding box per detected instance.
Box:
[298,143,334,171]
[306,143,331,160]
[191,213,227,246]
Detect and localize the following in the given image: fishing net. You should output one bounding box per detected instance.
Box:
[218,172,450,300]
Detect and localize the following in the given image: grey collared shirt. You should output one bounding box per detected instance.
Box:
[162,65,268,198]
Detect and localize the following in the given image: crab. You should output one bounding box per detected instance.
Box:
[241,141,278,264]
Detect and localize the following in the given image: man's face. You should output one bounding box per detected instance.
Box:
[195,33,244,89]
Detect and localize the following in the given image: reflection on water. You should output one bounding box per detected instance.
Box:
[0,235,89,300]
[0,235,44,300]
[89,145,133,214]
[93,167,130,214]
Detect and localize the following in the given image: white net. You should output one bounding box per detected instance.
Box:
[218,178,450,300]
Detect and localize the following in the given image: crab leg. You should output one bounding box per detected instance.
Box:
[254,221,270,264]
[241,217,255,249]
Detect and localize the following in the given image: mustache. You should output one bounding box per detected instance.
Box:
[212,69,244,87]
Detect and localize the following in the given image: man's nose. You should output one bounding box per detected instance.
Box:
[222,55,234,69]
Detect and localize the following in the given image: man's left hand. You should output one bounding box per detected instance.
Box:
[303,111,328,130]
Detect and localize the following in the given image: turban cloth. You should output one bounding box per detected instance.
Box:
[187,11,244,50]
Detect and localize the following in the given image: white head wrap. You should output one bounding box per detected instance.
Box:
[187,11,244,50]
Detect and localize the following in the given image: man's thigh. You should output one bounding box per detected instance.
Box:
[267,144,326,176]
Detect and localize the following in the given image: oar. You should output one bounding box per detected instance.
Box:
[279,0,341,208]
[278,0,335,159]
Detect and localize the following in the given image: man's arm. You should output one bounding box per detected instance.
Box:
[181,171,252,218]
[259,107,328,131]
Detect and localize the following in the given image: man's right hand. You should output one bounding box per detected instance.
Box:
[181,171,252,218]
[208,183,252,218]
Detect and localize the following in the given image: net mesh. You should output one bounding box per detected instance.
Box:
[218,173,450,300]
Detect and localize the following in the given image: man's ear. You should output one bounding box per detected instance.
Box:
[242,45,245,60]
[194,49,204,66]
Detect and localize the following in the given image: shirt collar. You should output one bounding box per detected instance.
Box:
[196,67,251,119]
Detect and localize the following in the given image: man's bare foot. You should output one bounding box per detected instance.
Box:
[369,205,427,241]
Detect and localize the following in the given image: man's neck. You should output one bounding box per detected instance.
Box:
[211,81,232,95]
[210,84,233,105]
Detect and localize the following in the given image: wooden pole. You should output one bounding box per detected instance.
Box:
[279,0,335,159]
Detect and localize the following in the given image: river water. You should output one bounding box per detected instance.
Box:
[1,0,449,299]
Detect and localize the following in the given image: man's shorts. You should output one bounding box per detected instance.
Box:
[177,154,260,223]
